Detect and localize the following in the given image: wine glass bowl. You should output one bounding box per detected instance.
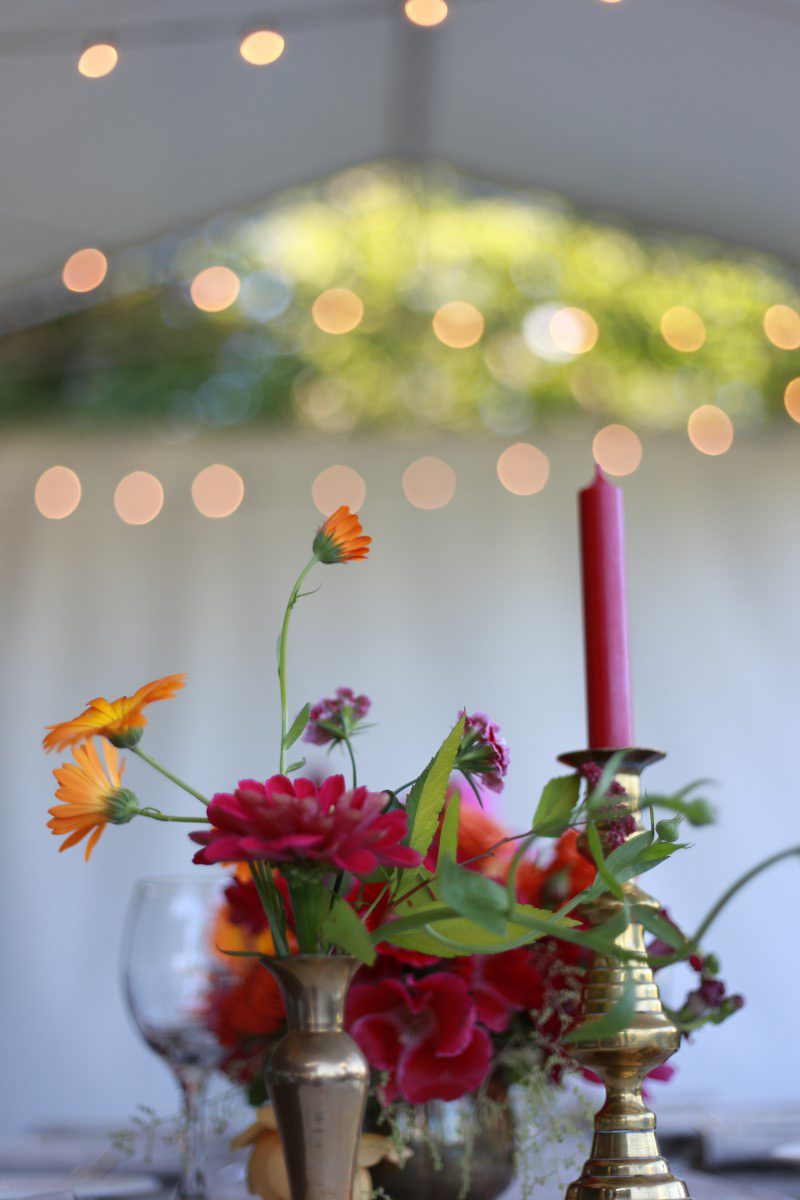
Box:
[122,876,235,1199]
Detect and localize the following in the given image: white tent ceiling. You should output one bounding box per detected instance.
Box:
[1,0,798,300]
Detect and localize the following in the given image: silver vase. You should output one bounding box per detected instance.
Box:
[370,1083,515,1200]
[264,955,369,1200]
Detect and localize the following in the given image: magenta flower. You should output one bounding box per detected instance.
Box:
[346,971,492,1104]
[455,712,510,794]
[304,687,372,746]
[191,774,421,876]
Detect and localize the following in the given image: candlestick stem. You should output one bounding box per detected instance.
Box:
[559,748,690,1200]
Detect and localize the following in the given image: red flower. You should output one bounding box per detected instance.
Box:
[346,971,492,1104]
[211,961,285,1048]
[455,949,545,1033]
[191,774,421,876]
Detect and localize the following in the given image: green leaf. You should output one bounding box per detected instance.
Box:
[533,775,580,837]
[437,857,509,933]
[635,907,689,952]
[407,715,466,856]
[283,703,311,750]
[383,907,578,958]
[563,968,637,1044]
[586,822,625,902]
[285,759,306,774]
[579,831,655,902]
[438,791,461,862]
[322,899,376,965]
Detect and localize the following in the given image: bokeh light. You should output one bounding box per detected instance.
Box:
[35,466,81,519]
[402,457,456,509]
[549,307,598,355]
[432,302,484,349]
[660,306,706,352]
[763,305,800,350]
[239,30,285,65]
[311,465,366,515]
[592,425,643,476]
[190,267,241,313]
[784,378,800,424]
[114,471,164,524]
[62,248,108,293]
[496,443,550,495]
[191,464,244,518]
[404,0,448,25]
[687,405,734,455]
[78,43,118,78]
[312,289,364,335]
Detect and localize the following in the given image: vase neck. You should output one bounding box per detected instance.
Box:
[265,954,359,1032]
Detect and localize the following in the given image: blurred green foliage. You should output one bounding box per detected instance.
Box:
[2,162,800,435]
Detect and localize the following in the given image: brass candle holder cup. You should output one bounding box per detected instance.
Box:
[558,747,690,1200]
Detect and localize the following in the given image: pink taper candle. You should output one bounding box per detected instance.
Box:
[579,465,634,748]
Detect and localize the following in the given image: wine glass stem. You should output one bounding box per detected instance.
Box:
[176,1068,208,1200]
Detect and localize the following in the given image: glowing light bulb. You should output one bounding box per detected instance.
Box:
[402,457,456,509]
[763,305,800,350]
[78,43,118,78]
[192,465,244,518]
[239,30,285,65]
[190,266,240,313]
[114,472,164,524]
[311,466,366,515]
[432,302,484,349]
[496,444,550,495]
[687,405,734,455]
[62,248,108,293]
[404,0,448,26]
[35,467,82,519]
[592,425,643,476]
[312,289,364,334]
[660,306,706,352]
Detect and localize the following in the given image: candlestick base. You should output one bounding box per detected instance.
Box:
[559,748,690,1200]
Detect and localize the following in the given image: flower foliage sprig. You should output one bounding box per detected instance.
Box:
[42,505,800,1037]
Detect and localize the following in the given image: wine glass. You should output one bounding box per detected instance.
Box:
[122,876,235,1199]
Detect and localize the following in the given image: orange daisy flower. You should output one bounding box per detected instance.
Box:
[43,673,186,753]
[48,739,137,860]
[312,506,371,564]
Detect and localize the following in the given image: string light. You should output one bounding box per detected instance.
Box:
[496,444,550,495]
[593,425,642,476]
[78,43,118,78]
[192,465,244,518]
[763,305,800,350]
[114,471,164,524]
[35,466,81,519]
[660,306,706,352]
[687,405,733,455]
[404,0,448,26]
[548,307,598,355]
[311,465,366,515]
[312,289,364,334]
[402,457,456,509]
[190,266,240,313]
[432,302,484,349]
[239,30,285,65]
[784,378,800,424]
[62,248,108,293]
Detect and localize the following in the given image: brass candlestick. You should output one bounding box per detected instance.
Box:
[559,747,690,1200]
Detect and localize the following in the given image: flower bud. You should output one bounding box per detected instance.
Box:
[106,788,140,825]
[656,816,682,843]
[685,798,716,826]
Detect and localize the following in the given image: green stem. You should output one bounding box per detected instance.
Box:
[342,735,358,788]
[130,746,209,806]
[137,808,210,824]
[691,844,800,948]
[278,557,318,773]
[248,862,290,957]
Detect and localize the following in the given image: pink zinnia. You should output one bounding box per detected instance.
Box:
[191,774,421,877]
[346,971,492,1104]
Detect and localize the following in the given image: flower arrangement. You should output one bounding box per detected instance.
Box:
[42,504,799,1200]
